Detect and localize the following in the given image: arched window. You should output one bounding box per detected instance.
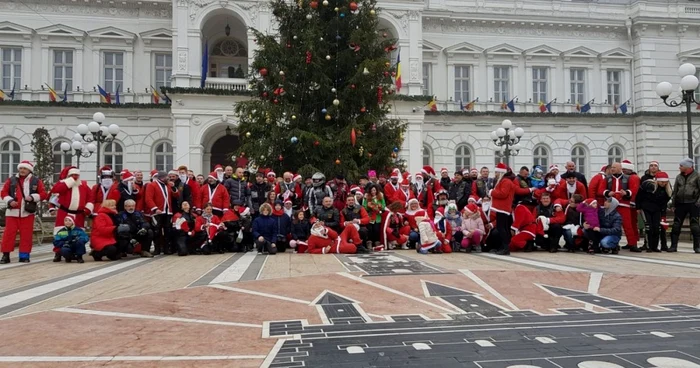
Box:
[532,144,549,168]
[153,141,174,172]
[103,141,124,175]
[571,145,588,177]
[607,145,624,165]
[422,144,432,167]
[0,139,21,182]
[211,38,248,57]
[454,144,472,172]
[53,141,73,183]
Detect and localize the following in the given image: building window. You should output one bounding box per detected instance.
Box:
[53,50,73,92]
[454,144,472,172]
[154,141,173,172]
[533,144,549,168]
[422,63,432,96]
[53,141,72,183]
[570,68,586,104]
[0,139,20,182]
[493,66,510,103]
[422,144,432,167]
[103,51,124,93]
[607,70,622,105]
[454,65,470,103]
[532,67,548,103]
[1,47,21,90]
[103,141,124,174]
[607,145,624,165]
[571,145,587,177]
[154,53,172,89]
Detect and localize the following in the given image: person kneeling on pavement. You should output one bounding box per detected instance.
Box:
[172,201,207,256]
[53,214,88,263]
[195,203,226,254]
[584,197,623,254]
[252,203,278,255]
[117,199,154,258]
[90,199,121,261]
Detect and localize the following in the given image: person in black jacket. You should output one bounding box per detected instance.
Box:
[168,171,192,213]
[249,172,270,216]
[289,211,311,253]
[117,199,154,257]
[637,171,672,252]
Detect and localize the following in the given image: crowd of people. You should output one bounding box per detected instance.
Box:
[1,156,699,264]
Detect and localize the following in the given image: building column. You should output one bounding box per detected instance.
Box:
[41,46,50,93]
[172,0,191,87]
[173,114,192,170]
[190,144,204,176]
[400,116,423,174]
[74,48,84,101]
[406,11,422,96]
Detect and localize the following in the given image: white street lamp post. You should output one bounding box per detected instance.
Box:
[656,63,699,159]
[491,119,525,167]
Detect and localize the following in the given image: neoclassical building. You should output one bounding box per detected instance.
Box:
[0,0,699,184]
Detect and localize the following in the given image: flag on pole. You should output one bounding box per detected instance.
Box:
[575,102,581,112]
[459,100,465,111]
[395,49,402,92]
[506,98,515,112]
[539,101,546,113]
[465,99,476,111]
[62,84,68,102]
[427,96,437,112]
[580,99,593,113]
[545,98,555,113]
[0,89,6,101]
[151,85,161,104]
[47,84,59,102]
[201,40,209,88]
[115,84,121,105]
[8,82,15,100]
[97,85,111,104]
[619,101,628,115]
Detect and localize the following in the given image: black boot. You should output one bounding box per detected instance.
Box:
[76,255,84,264]
[694,237,700,254]
[669,233,679,252]
[64,253,73,263]
[53,253,62,262]
[495,247,510,255]
[177,236,188,256]
[629,246,642,253]
[0,252,9,264]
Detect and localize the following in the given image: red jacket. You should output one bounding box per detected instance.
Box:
[534,186,561,202]
[340,205,370,229]
[195,214,222,241]
[134,181,147,213]
[383,182,400,203]
[588,172,606,201]
[173,212,197,232]
[200,183,230,213]
[145,180,178,215]
[90,207,117,251]
[90,184,120,214]
[598,173,640,208]
[555,180,587,201]
[490,176,516,215]
[2,174,48,218]
[178,178,201,209]
[531,205,566,225]
[394,188,415,204]
[511,204,536,238]
[274,181,303,203]
[404,208,423,230]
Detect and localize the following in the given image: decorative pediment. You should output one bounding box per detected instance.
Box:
[36,24,85,42]
[561,46,598,61]
[599,48,633,62]
[485,43,523,60]
[523,45,561,61]
[678,48,700,63]
[444,42,483,59]
[422,40,442,58]
[0,21,33,39]
[88,26,136,45]
[140,28,172,45]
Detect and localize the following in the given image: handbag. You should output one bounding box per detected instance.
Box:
[24,201,38,214]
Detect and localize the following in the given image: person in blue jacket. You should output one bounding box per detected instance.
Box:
[583,197,622,254]
[252,203,278,255]
[52,214,89,263]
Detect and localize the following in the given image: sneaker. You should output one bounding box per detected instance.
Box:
[401,244,409,250]
[53,253,62,262]
[473,245,482,253]
[257,252,263,255]
[140,251,154,258]
[76,256,84,264]
[612,246,620,255]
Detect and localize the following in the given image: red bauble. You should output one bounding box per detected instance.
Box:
[371,123,377,131]
[391,71,396,77]
[310,0,318,8]
[351,128,357,147]
[262,92,268,97]
[368,153,373,158]
[360,107,366,113]
[273,99,279,104]
[286,43,291,48]
[335,159,341,165]
[349,2,358,11]
[350,84,356,89]
[259,68,268,76]
[273,88,280,95]
[279,155,284,161]
[383,71,389,77]
[383,32,388,37]
[314,140,320,146]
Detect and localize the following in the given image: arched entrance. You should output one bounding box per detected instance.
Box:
[201,11,249,80]
[209,134,240,171]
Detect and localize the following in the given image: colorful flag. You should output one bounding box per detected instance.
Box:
[62,84,68,102]
[465,99,475,111]
[619,101,628,115]
[0,89,5,101]
[8,83,15,100]
[47,84,59,102]
[201,40,209,88]
[395,50,402,92]
[427,97,437,112]
[539,101,546,113]
[151,85,161,104]
[115,84,121,105]
[545,99,554,113]
[580,101,591,113]
[459,100,465,111]
[98,85,111,104]
[506,98,515,112]
[575,102,581,112]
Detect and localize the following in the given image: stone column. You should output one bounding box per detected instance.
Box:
[172,0,191,87]
[173,114,192,170]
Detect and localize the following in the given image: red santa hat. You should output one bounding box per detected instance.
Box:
[421,166,436,178]
[400,178,410,187]
[402,171,411,180]
[349,185,362,194]
[435,188,448,197]
[415,172,423,180]
[548,164,559,173]
[121,171,135,182]
[649,160,659,168]
[283,199,293,205]
[440,167,449,174]
[150,169,159,179]
[17,160,34,172]
[293,174,302,182]
[68,167,80,177]
[600,165,608,173]
[267,171,276,177]
[214,164,224,172]
[462,168,470,176]
[584,198,597,207]
[208,171,218,181]
[390,168,401,179]
[100,166,113,177]
[465,203,479,214]
[168,169,178,176]
[655,171,669,182]
[621,159,634,171]
[414,209,427,221]
[63,213,76,225]
[495,162,508,174]
[553,202,563,209]
[435,206,445,218]
[468,196,478,204]
[470,168,478,175]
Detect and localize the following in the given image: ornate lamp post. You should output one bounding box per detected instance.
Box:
[60,139,96,167]
[490,119,524,167]
[74,112,120,180]
[655,63,699,159]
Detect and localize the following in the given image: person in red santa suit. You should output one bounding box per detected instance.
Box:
[417,207,452,254]
[145,171,179,255]
[50,166,94,235]
[274,171,303,208]
[598,161,641,252]
[1,161,48,263]
[421,165,443,194]
[489,163,516,255]
[404,199,423,249]
[412,172,435,211]
[380,200,410,250]
[91,166,120,214]
[621,159,642,251]
[383,168,401,204]
[200,171,231,217]
[194,203,224,255]
[534,178,561,202]
[509,202,537,252]
[588,165,609,203]
[394,178,415,204]
[556,172,587,201]
[306,220,361,254]
[433,207,453,253]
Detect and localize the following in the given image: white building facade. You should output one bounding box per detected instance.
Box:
[0,0,699,184]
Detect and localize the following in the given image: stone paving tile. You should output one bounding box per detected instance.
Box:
[0,361,262,368]
[399,251,537,271]
[0,260,104,294]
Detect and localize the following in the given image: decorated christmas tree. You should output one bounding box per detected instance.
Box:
[235,0,405,179]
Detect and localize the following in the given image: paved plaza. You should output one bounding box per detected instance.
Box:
[1,245,700,367]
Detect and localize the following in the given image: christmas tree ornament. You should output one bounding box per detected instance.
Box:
[326,55,331,60]
[349,2,358,11]
[321,108,327,114]
[325,114,332,121]
[286,42,292,48]
[351,84,356,89]
[314,140,320,146]
[377,86,383,103]
[334,7,339,12]
[360,106,366,113]
[368,153,373,158]
[273,99,279,104]
[260,155,265,160]
[371,123,377,131]
[331,87,337,93]
[393,146,399,152]
[335,158,341,165]
[246,132,251,138]
[332,99,340,106]
[306,14,312,20]
[322,0,328,5]
[291,115,297,120]
[320,37,324,41]
[259,68,268,76]
[291,136,298,144]
[370,9,376,15]
[279,155,284,161]
[306,51,312,64]
[359,146,364,155]
[279,70,285,76]
[383,71,389,77]
[262,92,268,97]
[309,82,320,90]
[293,35,298,40]
[391,71,396,77]
[391,152,397,159]
[351,128,357,146]
[362,67,370,75]
[385,61,390,67]
[310,0,318,8]
[340,13,345,18]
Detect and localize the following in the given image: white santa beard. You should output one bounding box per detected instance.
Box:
[68,185,80,211]
[567,183,576,194]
